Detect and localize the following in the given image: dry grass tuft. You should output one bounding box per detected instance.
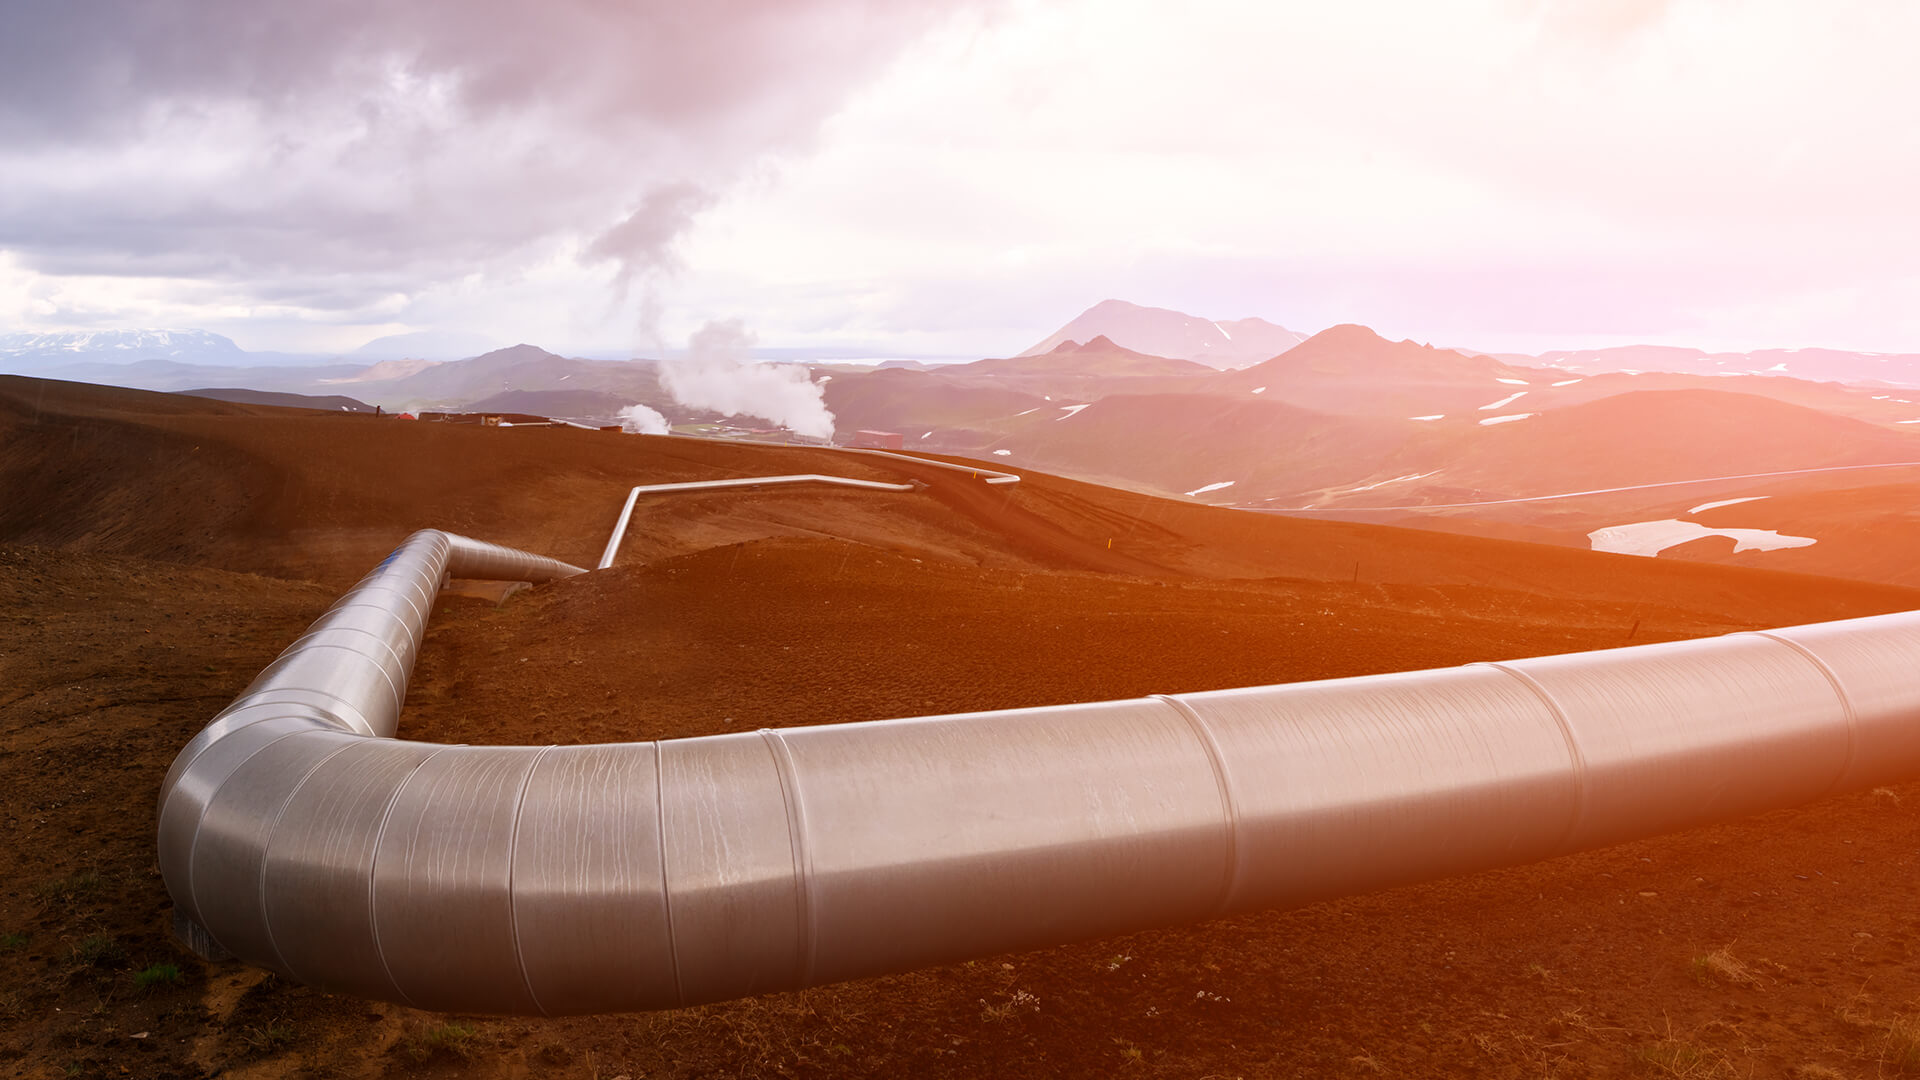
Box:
[1690,945,1760,988]
[1633,1037,1734,1078]
[1883,1014,1920,1073]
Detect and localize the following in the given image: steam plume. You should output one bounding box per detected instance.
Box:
[617,403,669,435]
[588,183,715,336]
[660,320,837,440]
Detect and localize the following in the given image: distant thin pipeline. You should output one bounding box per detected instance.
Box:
[1245,460,1920,513]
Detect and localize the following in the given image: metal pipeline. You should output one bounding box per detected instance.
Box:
[158,529,1920,1016]
[826,444,1022,484]
[594,450,1021,570]
[596,475,918,570]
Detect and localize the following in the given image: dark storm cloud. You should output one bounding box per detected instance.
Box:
[0,0,974,316]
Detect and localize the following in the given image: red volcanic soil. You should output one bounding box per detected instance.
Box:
[9,375,1920,1078]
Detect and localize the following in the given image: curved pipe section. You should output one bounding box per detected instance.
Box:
[160,529,1920,1015]
[595,449,1020,570]
[596,475,918,571]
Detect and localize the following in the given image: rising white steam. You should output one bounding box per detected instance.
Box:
[660,319,837,439]
[617,403,670,434]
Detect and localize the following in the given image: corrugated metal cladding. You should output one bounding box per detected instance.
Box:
[158,529,1920,1015]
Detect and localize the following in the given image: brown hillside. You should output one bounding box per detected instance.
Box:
[963,337,1210,378]
[1441,389,1920,492]
[6,374,1920,1078]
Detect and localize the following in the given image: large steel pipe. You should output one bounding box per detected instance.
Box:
[159,530,1920,1015]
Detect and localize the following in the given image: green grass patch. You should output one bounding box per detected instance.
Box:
[34,870,103,904]
[0,932,28,951]
[72,933,123,968]
[401,1022,478,1062]
[133,962,183,990]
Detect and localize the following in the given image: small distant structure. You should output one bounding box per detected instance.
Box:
[852,430,905,450]
[417,411,557,426]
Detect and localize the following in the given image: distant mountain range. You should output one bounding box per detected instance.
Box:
[14,304,1920,388]
[12,310,1920,583]
[1019,299,1309,369]
[0,329,252,369]
[350,329,508,362]
[1502,344,1920,386]
[970,335,1211,378]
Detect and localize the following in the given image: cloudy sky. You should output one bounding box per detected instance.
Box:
[4,0,1919,357]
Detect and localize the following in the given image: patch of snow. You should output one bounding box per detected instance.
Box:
[1013,407,1040,417]
[921,430,933,439]
[1898,419,1920,424]
[1588,519,1816,558]
[1688,495,1769,514]
[1409,414,1445,421]
[1057,404,1091,420]
[1764,362,1789,373]
[1873,395,1890,400]
[1551,378,1583,387]
[1478,391,1528,410]
[993,449,1012,456]
[1478,412,1535,426]
[1185,480,1236,497]
[1043,395,1052,401]
[817,374,832,383]
[1251,386,1266,394]
[1495,377,1529,385]
[1212,321,1232,341]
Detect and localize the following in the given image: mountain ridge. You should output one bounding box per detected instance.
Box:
[1019,299,1308,368]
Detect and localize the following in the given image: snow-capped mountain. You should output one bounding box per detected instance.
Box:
[0,329,249,369]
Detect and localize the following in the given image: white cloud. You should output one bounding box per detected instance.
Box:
[9,0,1920,356]
[678,0,1920,354]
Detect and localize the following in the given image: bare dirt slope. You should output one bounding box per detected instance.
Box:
[7,376,1920,1078]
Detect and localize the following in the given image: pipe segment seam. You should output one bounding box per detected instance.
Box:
[160,526,1920,1016]
[1473,662,1592,853]
[1745,629,1861,795]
